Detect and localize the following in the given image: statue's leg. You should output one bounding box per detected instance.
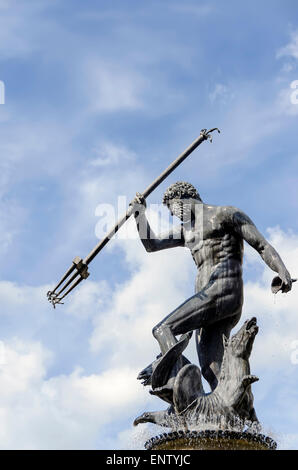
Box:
[152,283,241,355]
[196,313,241,391]
[152,290,215,355]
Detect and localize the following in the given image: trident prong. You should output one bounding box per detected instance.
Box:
[47,256,89,308]
[47,292,64,309]
[200,128,220,143]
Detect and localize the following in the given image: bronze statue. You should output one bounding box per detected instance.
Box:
[130,181,292,392]
[48,128,292,443]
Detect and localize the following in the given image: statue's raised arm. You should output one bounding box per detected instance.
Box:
[130,192,184,252]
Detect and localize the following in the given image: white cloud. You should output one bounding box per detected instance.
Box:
[0,0,55,59]
[89,142,136,167]
[0,118,80,189]
[180,82,289,174]
[83,59,146,112]
[0,281,50,316]
[279,433,298,450]
[63,280,111,320]
[65,143,146,227]
[0,338,146,449]
[0,199,26,256]
[242,226,298,369]
[275,31,298,115]
[277,31,298,61]
[209,83,234,104]
[276,85,298,116]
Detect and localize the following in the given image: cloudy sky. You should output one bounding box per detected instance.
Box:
[0,0,298,449]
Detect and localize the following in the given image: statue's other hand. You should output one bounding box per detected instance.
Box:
[280,270,293,293]
[271,271,293,294]
[129,192,147,214]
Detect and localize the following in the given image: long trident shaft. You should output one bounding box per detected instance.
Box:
[47,128,220,307]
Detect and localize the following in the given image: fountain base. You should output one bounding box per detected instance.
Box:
[145,430,277,450]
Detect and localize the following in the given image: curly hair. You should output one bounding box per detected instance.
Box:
[162,181,202,205]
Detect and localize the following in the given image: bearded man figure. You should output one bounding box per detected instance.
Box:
[130,182,292,391]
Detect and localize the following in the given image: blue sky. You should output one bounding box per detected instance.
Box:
[0,0,298,449]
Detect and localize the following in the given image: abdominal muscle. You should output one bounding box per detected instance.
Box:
[191,237,244,301]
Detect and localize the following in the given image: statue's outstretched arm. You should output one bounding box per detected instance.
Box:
[232,209,292,292]
[130,192,184,252]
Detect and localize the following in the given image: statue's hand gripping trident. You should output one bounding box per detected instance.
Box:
[47,128,220,308]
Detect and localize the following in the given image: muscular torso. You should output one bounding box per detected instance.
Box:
[182,205,244,293]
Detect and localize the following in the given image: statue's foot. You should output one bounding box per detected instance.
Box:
[137,332,192,387]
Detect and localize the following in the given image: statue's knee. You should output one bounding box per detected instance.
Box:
[152,323,167,339]
[152,324,161,339]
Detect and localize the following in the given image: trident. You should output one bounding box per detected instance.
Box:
[47,128,220,308]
